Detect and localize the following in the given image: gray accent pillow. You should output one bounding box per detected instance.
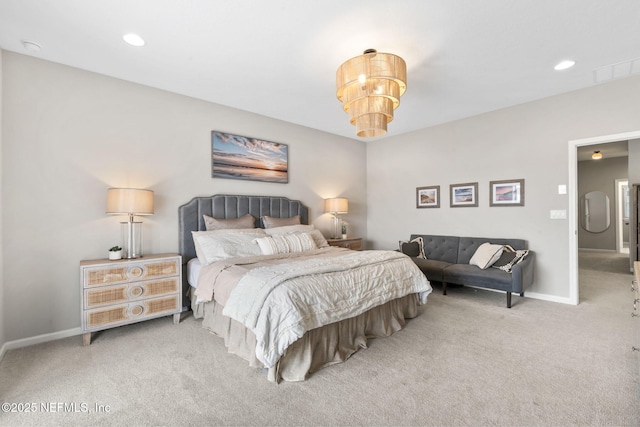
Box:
[493,246,529,273]
[399,236,426,259]
[203,213,255,231]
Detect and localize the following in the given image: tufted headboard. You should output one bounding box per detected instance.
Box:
[178,194,309,308]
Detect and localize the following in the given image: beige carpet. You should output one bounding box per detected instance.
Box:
[1,251,638,426]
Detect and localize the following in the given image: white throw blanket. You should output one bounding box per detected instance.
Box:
[221,249,432,368]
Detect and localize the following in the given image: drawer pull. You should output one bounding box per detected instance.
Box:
[128,267,143,278]
[129,305,144,316]
[633,347,640,352]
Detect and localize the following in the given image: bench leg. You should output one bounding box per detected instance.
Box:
[506,292,512,308]
[442,281,447,295]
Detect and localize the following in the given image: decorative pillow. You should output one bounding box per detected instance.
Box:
[254,233,317,255]
[262,215,301,228]
[191,228,266,265]
[265,224,329,248]
[203,213,255,231]
[492,245,517,268]
[493,247,529,273]
[398,237,426,259]
[469,243,504,269]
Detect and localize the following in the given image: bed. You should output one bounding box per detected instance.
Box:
[178,194,432,382]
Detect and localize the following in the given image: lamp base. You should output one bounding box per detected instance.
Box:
[332,215,341,239]
[120,221,143,259]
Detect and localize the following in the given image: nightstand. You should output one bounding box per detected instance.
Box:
[326,237,363,251]
[80,253,182,346]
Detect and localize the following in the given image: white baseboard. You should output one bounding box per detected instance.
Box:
[465,286,575,305]
[525,291,575,305]
[0,327,82,361]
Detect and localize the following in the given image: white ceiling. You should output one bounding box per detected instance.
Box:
[1,0,640,141]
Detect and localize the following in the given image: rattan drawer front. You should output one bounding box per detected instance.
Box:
[144,259,179,278]
[85,266,128,287]
[327,238,363,251]
[84,278,180,308]
[83,258,180,288]
[85,296,180,331]
[85,285,128,308]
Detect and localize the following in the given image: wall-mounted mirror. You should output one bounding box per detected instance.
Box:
[580,191,611,233]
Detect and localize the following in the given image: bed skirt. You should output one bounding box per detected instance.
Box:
[191,292,421,382]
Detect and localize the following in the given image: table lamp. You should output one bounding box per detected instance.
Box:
[106,188,154,258]
[325,198,348,239]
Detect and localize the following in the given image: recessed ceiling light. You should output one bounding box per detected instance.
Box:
[21,40,41,52]
[554,60,575,71]
[123,33,145,47]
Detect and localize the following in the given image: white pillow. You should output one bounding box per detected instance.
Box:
[469,243,504,270]
[264,224,329,248]
[192,228,266,265]
[254,233,317,255]
[264,224,314,234]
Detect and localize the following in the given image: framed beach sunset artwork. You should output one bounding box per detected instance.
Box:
[490,179,524,206]
[450,182,478,207]
[416,186,440,208]
[211,131,288,183]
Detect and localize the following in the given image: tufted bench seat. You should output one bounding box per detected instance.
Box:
[406,234,535,308]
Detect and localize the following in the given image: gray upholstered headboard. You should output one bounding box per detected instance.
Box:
[177,194,309,309]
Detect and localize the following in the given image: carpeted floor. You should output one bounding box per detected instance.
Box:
[0,251,638,426]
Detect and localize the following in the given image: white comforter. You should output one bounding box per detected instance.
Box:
[219,249,432,368]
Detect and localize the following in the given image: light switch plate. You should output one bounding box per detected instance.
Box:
[558,185,567,195]
[550,210,567,219]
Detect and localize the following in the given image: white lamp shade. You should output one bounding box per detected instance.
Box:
[325,198,348,214]
[106,188,154,215]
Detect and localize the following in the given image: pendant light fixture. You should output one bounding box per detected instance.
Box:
[336,49,407,138]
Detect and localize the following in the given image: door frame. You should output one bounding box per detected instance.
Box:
[568,130,640,305]
[615,178,629,254]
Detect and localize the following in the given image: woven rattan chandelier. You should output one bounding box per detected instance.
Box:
[336,49,407,138]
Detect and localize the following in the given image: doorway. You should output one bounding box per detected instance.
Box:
[568,130,640,305]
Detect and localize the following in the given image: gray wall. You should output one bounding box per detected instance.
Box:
[367,73,640,301]
[577,156,628,250]
[1,52,367,342]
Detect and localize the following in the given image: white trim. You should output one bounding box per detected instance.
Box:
[525,291,574,305]
[467,286,573,305]
[0,327,82,361]
[615,178,630,254]
[568,130,640,306]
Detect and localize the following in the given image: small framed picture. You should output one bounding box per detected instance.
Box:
[416,186,440,208]
[450,182,478,207]
[490,179,525,206]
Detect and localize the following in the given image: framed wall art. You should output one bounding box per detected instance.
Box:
[211,131,288,183]
[450,182,478,207]
[490,179,524,206]
[416,185,440,208]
